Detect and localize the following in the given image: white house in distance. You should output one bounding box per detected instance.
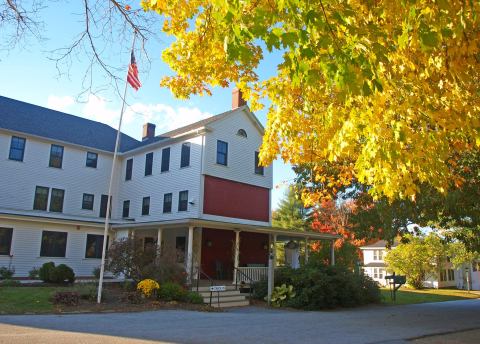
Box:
[360,240,479,289]
[0,91,339,290]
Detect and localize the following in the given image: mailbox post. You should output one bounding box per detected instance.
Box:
[385,272,406,302]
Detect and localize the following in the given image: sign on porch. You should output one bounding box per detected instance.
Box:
[209,285,226,292]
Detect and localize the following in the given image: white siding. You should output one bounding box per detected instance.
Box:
[0,132,120,219]
[0,219,107,277]
[203,108,273,190]
[116,136,203,222]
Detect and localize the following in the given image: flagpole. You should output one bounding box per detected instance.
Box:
[97,31,138,304]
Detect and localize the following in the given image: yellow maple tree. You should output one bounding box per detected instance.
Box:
[143,0,480,202]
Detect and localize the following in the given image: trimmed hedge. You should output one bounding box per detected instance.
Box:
[253,264,380,310]
[38,262,75,284]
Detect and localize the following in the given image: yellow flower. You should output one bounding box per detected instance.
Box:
[137,279,160,298]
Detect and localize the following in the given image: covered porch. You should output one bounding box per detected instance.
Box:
[112,218,340,286]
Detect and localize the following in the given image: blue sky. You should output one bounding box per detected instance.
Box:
[0,2,293,209]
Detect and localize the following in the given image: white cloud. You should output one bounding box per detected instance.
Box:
[46,95,74,112]
[47,94,213,141]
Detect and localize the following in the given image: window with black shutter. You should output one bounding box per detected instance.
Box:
[163,193,172,213]
[178,190,188,211]
[122,200,130,218]
[145,152,153,176]
[254,151,264,175]
[142,197,150,215]
[99,194,111,218]
[125,158,133,180]
[161,147,170,172]
[180,143,190,168]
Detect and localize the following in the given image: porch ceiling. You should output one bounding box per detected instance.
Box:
[111,218,341,240]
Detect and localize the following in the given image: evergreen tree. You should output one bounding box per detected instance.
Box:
[273,188,308,231]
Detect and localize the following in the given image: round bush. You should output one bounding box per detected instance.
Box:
[158,282,187,301]
[52,264,75,284]
[38,262,56,283]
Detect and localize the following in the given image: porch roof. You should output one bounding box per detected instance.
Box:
[112,218,341,241]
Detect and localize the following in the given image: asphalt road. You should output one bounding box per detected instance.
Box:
[0,299,479,344]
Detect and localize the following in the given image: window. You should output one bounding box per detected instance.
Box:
[180,143,190,168]
[125,158,133,181]
[373,250,383,261]
[40,230,67,257]
[99,194,111,218]
[142,197,150,215]
[49,144,64,168]
[163,193,172,213]
[178,190,188,211]
[216,140,228,166]
[33,186,49,211]
[440,270,447,282]
[9,136,26,161]
[122,200,130,218]
[373,268,378,279]
[0,228,13,255]
[448,269,455,281]
[85,234,108,259]
[49,188,65,212]
[378,269,384,279]
[82,193,94,210]
[86,152,98,168]
[161,147,170,172]
[145,152,153,176]
[237,129,247,138]
[254,151,264,175]
[176,236,186,263]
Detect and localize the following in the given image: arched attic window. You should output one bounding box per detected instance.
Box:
[237,129,247,138]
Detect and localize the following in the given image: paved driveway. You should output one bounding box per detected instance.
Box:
[0,299,479,344]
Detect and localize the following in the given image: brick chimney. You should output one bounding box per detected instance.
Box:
[142,123,156,141]
[232,88,247,109]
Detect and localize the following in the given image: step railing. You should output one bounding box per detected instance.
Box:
[233,267,258,301]
[195,268,220,307]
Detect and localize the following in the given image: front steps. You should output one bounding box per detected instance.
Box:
[194,285,250,308]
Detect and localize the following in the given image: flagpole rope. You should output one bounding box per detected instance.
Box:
[97,30,138,304]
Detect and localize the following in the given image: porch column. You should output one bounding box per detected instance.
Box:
[267,234,277,305]
[330,239,335,266]
[233,230,240,284]
[186,226,194,284]
[305,237,309,264]
[157,228,163,256]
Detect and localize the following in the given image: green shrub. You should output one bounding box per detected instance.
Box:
[269,284,296,307]
[50,264,75,284]
[52,291,80,306]
[0,279,20,286]
[184,291,204,304]
[29,267,40,279]
[38,262,75,284]
[0,266,15,280]
[158,282,187,301]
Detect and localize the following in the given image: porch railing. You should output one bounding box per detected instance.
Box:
[236,267,269,283]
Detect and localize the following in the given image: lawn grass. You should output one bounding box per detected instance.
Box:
[0,285,93,314]
[381,288,480,305]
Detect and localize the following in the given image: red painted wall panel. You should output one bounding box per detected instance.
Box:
[203,175,270,222]
[200,229,269,278]
[239,232,269,266]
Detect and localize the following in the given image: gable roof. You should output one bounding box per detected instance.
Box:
[0,96,263,153]
[360,240,399,250]
[0,96,140,152]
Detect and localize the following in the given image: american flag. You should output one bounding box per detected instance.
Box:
[127,50,141,91]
